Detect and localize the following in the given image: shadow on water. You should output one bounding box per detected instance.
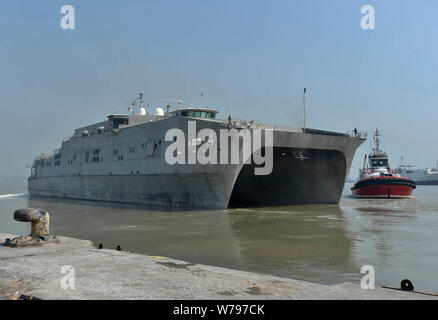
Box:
[354,207,416,214]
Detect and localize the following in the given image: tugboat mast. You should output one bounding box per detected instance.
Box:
[373,128,382,155]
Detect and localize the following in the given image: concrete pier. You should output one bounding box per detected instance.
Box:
[0,233,435,300]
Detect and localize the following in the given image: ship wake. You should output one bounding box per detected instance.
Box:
[0,193,28,199]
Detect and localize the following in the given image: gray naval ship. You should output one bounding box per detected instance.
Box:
[28,93,366,209]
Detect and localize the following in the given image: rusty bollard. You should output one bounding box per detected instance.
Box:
[5,208,57,247]
[14,208,50,236]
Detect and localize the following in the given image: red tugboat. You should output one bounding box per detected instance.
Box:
[351,129,416,198]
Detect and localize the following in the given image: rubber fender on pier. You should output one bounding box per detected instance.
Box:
[401,279,414,291]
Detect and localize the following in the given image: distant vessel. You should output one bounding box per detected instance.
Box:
[28,93,366,209]
[351,129,416,198]
[398,163,438,185]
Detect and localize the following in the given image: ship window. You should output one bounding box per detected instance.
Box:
[371,159,388,167]
[110,117,129,129]
[179,110,216,118]
[85,151,90,163]
[55,160,60,166]
[73,155,77,160]
[113,149,118,155]
[92,156,100,162]
[182,111,194,117]
[129,147,136,153]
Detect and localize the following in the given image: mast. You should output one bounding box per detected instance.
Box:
[130,92,147,115]
[303,87,307,130]
[373,128,382,154]
[139,92,144,108]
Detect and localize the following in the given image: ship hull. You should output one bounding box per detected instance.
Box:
[28,172,233,209]
[28,116,365,209]
[29,146,352,209]
[351,177,416,198]
[229,148,346,207]
[401,174,438,185]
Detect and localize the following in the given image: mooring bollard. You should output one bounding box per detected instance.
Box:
[4,208,57,247]
[14,208,50,236]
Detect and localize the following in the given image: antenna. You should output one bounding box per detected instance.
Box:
[303,87,307,130]
[161,98,184,104]
[373,128,381,153]
[139,92,143,107]
[201,92,204,105]
[161,98,184,113]
[129,92,147,115]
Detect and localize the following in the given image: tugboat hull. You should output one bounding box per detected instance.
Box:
[351,177,416,198]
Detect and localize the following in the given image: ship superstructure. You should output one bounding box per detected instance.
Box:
[397,161,438,185]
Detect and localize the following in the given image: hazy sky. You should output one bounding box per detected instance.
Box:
[1,0,437,181]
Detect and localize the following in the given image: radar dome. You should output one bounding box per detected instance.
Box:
[155,108,165,116]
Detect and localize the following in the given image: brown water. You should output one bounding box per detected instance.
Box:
[1,183,438,293]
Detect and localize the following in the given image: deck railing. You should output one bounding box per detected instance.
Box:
[346,130,368,139]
